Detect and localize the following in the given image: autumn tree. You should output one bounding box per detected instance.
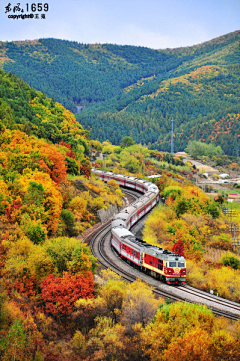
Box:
[121,279,163,333]
[0,320,27,361]
[172,240,185,257]
[142,302,240,361]
[41,271,94,319]
[96,277,127,322]
[83,316,127,361]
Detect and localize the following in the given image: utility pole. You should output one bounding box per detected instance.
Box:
[222,206,239,255]
[171,119,175,154]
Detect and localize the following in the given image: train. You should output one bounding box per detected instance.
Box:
[92,169,186,285]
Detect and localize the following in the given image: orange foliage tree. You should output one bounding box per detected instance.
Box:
[41,271,94,317]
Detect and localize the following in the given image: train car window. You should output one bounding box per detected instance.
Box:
[169,262,176,267]
[158,260,163,270]
[178,262,185,267]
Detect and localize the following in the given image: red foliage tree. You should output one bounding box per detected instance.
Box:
[41,271,94,317]
[15,268,36,296]
[172,240,185,257]
[66,150,76,159]
[5,199,22,220]
[58,141,76,159]
[58,141,71,150]
[80,159,91,179]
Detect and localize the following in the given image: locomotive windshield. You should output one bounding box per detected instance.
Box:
[169,261,185,267]
[178,262,185,267]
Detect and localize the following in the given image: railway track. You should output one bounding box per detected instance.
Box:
[90,189,240,320]
[90,222,180,302]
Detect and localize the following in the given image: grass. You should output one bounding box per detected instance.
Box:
[204,247,225,263]
[149,158,192,173]
[224,188,240,196]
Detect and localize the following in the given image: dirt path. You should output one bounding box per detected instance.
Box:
[183,158,218,173]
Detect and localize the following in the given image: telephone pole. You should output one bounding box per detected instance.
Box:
[171,119,175,154]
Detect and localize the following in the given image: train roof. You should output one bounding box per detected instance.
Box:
[143,245,185,261]
[112,227,134,239]
[144,191,158,199]
[112,225,185,261]
[113,206,137,221]
[113,213,129,222]
[111,219,126,228]
[140,194,152,203]
[128,237,185,261]
[136,179,149,184]
[92,169,158,190]
[147,185,158,192]
[113,228,142,250]
[130,199,144,208]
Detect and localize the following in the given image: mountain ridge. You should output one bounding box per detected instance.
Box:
[0,31,239,155]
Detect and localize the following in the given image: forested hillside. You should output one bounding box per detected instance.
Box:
[0,68,123,242]
[0,39,181,110]
[0,69,240,360]
[0,31,239,155]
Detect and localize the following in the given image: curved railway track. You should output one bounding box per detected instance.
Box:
[90,189,240,320]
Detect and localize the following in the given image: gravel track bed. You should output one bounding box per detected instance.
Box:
[102,228,240,317]
[91,188,240,319]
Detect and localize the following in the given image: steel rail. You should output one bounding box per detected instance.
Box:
[90,188,240,320]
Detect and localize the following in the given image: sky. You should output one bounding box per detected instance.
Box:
[0,0,239,49]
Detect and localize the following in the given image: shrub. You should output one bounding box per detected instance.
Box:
[220,252,240,270]
[61,209,76,236]
[27,223,46,244]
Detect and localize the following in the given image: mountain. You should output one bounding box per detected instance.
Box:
[0,68,90,154]
[0,31,239,155]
